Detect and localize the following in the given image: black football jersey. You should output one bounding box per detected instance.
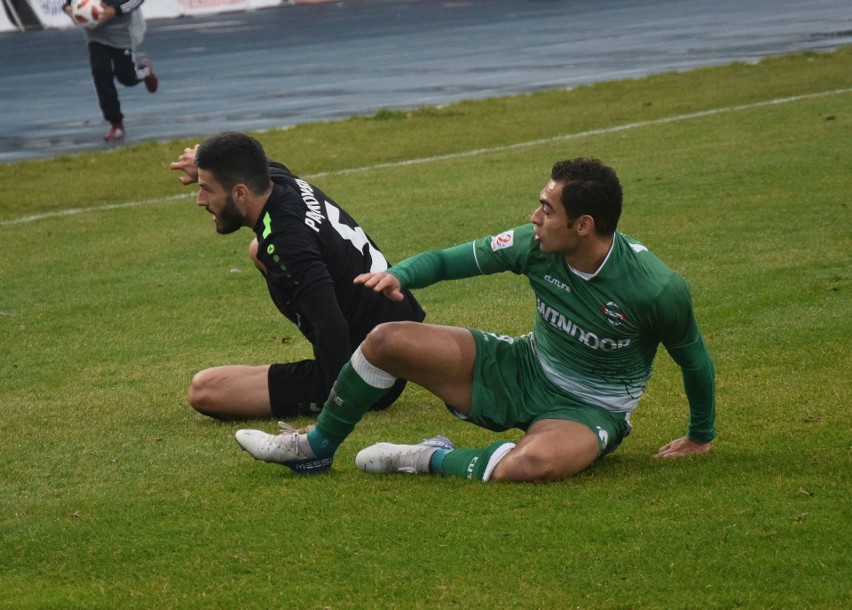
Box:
[252,162,425,389]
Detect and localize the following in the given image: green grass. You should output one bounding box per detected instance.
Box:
[1,49,851,609]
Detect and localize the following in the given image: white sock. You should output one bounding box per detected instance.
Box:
[482,442,516,482]
[350,346,397,389]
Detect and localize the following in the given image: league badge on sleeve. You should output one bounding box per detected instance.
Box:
[490,229,514,252]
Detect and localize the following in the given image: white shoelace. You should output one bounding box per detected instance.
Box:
[274,421,316,459]
[276,421,299,436]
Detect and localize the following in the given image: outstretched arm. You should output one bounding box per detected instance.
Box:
[354,241,487,302]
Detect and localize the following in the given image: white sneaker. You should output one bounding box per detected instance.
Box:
[355,436,454,475]
[235,422,333,474]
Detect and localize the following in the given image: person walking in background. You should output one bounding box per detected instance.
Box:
[64,0,158,142]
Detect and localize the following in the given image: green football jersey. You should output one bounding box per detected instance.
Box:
[473,223,701,413]
[391,223,714,440]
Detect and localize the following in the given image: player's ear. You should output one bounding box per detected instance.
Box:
[232,183,250,204]
[575,214,595,235]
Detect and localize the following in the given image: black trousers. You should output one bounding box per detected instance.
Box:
[87,41,140,125]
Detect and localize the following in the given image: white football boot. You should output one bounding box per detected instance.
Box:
[355,436,454,474]
[235,422,332,474]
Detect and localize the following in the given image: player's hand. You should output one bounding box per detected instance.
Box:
[354,272,404,302]
[96,5,116,25]
[64,3,81,24]
[655,436,711,458]
[169,145,200,185]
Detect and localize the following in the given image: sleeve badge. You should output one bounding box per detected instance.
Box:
[490,229,515,251]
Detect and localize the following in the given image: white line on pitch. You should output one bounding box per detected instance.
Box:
[2,87,850,227]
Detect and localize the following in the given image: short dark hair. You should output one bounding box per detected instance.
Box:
[195,132,271,195]
[551,158,622,235]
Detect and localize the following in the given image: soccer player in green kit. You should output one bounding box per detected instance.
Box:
[235,158,716,482]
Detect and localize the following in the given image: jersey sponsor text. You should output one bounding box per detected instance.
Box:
[537,297,630,351]
[544,274,572,293]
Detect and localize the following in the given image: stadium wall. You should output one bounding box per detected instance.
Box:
[1,0,323,32]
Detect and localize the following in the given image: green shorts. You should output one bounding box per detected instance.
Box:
[450,330,631,456]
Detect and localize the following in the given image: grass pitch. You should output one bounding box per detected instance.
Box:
[1,49,850,609]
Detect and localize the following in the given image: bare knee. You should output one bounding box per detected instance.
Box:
[491,447,568,482]
[491,439,598,482]
[187,369,219,414]
[187,365,273,420]
[360,321,419,365]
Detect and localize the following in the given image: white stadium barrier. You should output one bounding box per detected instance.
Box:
[24,0,72,29]
[3,0,287,31]
[1,0,28,31]
[0,7,17,31]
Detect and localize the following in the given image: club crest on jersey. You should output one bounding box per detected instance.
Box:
[491,230,514,251]
[601,301,629,326]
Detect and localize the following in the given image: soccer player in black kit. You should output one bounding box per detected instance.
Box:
[169,132,424,420]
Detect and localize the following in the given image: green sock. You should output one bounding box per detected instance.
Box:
[306,427,338,458]
[313,358,393,448]
[429,449,450,473]
[436,441,516,481]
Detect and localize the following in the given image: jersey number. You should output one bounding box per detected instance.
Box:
[325,201,388,273]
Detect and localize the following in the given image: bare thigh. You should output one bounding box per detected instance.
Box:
[188,364,273,419]
[361,322,476,413]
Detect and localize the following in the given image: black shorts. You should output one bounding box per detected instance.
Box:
[268,360,407,418]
